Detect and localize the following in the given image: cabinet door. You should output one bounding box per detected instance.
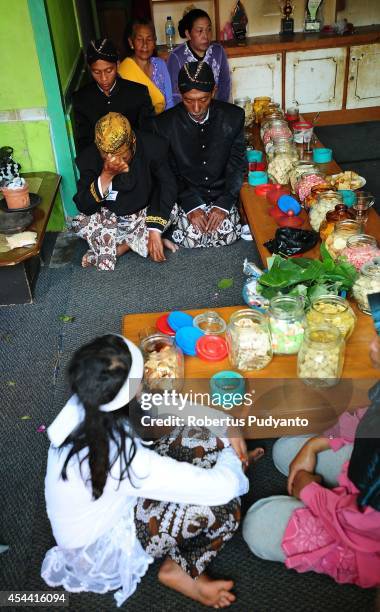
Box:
[285,48,346,112]
[346,44,380,109]
[229,54,282,103]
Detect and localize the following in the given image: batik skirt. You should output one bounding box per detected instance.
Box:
[171,204,241,249]
[134,426,241,578]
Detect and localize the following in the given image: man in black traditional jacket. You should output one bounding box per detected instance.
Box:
[72,39,154,153]
[153,61,245,248]
[71,113,178,271]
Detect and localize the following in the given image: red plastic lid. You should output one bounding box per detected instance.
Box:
[276,215,304,228]
[268,206,285,219]
[254,183,275,196]
[293,121,312,130]
[196,335,228,361]
[156,314,176,336]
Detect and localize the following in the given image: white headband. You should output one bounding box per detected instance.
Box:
[47,335,144,447]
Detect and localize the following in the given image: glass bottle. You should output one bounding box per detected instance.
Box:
[342,234,380,271]
[269,296,305,354]
[297,325,345,388]
[140,332,184,392]
[352,259,380,314]
[226,309,273,371]
[165,16,175,51]
[324,218,363,258]
[309,191,343,232]
[306,294,356,340]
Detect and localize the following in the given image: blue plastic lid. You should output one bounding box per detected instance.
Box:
[168,311,194,332]
[175,326,204,356]
[277,195,301,215]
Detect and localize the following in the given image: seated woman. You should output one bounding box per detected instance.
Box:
[71,112,178,271]
[119,19,174,114]
[167,9,231,106]
[242,336,380,588]
[41,333,251,608]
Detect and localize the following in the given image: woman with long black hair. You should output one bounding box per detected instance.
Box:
[41,334,250,608]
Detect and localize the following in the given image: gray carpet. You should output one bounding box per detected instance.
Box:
[0,234,376,611]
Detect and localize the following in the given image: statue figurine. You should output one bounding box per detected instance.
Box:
[279,0,295,35]
[231,1,248,41]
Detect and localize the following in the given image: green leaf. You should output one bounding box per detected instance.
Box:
[217,278,234,289]
[7,381,16,386]
[59,315,75,323]
[20,415,31,420]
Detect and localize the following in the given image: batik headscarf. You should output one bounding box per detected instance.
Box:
[94,113,136,157]
[178,61,215,94]
[86,38,119,65]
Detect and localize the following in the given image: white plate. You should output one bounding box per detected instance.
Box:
[328,173,366,191]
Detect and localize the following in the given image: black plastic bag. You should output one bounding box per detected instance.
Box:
[264,227,319,256]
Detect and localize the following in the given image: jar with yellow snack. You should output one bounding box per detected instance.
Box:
[297,325,345,388]
[306,294,356,340]
[324,218,363,259]
[253,96,271,124]
[141,333,184,392]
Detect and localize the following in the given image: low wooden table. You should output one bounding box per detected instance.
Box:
[0,172,61,305]
[122,306,378,439]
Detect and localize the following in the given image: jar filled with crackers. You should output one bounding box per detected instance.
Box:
[141,333,184,392]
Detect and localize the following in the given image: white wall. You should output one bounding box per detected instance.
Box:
[337,0,380,26]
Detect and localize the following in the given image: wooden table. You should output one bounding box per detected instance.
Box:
[122,130,379,439]
[122,306,378,439]
[0,172,61,305]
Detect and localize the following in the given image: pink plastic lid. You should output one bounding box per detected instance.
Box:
[196,335,228,361]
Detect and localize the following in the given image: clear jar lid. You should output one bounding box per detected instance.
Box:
[193,311,227,335]
[360,258,380,278]
[229,308,269,329]
[346,234,377,249]
[317,190,343,204]
[269,295,304,320]
[140,332,175,353]
[303,324,343,347]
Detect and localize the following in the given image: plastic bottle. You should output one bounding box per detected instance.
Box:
[165,16,175,51]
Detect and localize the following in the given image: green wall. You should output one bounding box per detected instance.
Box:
[0,0,45,110]
[46,0,81,95]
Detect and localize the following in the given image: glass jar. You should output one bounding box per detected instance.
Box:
[309,191,343,232]
[226,309,273,371]
[289,161,319,193]
[352,258,380,314]
[342,234,380,271]
[297,325,345,388]
[266,135,295,161]
[324,218,363,258]
[306,295,356,340]
[319,205,357,242]
[140,333,184,392]
[293,121,314,145]
[352,191,375,225]
[234,96,255,128]
[253,96,271,124]
[193,311,227,335]
[269,296,305,354]
[304,183,335,212]
[285,106,300,124]
[267,142,299,185]
[295,170,326,203]
[262,119,292,148]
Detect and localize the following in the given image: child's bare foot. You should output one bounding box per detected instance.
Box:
[247,447,265,464]
[162,238,179,253]
[158,559,235,608]
[116,243,130,258]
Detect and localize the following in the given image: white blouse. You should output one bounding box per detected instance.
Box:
[42,428,248,606]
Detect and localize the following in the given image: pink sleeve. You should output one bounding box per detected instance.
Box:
[324,407,368,450]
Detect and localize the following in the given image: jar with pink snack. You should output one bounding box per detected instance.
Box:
[295,170,325,202]
[342,235,380,271]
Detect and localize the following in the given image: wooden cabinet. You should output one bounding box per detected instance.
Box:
[285,47,347,113]
[229,53,282,103]
[346,43,380,109]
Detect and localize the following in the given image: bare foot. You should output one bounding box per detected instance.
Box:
[158,559,235,608]
[162,238,179,253]
[247,447,265,465]
[116,243,130,258]
[81,252,93,268]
